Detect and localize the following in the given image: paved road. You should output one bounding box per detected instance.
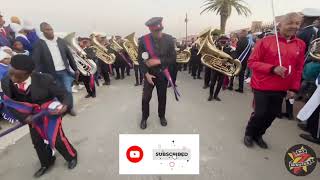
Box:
[0,71,319,180]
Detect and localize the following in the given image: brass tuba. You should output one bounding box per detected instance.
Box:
[195,28,241,77]
[122,33,139,65]
[176,47,191,64]
[64,32,97,76]
[90,34,116,64]
[310,38,320,61]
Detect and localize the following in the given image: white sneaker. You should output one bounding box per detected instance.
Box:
[245,78,251,84]
[72,86,78,93]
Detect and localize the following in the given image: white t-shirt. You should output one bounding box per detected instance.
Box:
[43,36,66,71]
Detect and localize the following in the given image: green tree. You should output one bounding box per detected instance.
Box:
[201,0,251,33]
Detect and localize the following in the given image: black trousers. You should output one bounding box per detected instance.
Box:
[245,90,286,137]
[307,105,320,139]
[134,65,143,84]
[115,65,125,79]
[204,66,211,86]
[142,74,168,120]
[169,63,178,85]
[29,125,77,167]
[192,62,202,77]
[126,64,131,76]
[229,61,247,90]
[98,60,110,83]
[79,74,96,96]
[209,70,224,98]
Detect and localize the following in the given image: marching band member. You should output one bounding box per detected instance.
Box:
[32,22,78,116]
[244,13,305,149]
[1,55,77,177]
[79,38,96,98]
[208,36,232,101]
[96,34,111,85]
[138,17,176,129]
[228,30,252,93]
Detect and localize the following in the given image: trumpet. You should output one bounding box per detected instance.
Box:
[90,34,116,64]
[64,32,97,76]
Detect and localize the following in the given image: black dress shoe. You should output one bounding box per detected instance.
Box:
[203,85,209,89]
[227,86,233,90]
[208,96,213,101]
[68,158,78,169]
[92,94,96,98]
[244,136,254,147]
[134,83,139,86]
[33,156,56,178]
[254,137,268,149]
[103,82,111,85]
[140,119,147,129]
[300,134,320,145]
[197,76,202,79]
[68,109,77,116]
[160,117,167,126]
[115,77,120,80]
[193,76,196,79]
[34,167,49,178]
[85,94,91,98]
[235,89,244,93]
[214,97,221,101]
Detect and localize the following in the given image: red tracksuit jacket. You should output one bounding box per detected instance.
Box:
[249,34,306,92]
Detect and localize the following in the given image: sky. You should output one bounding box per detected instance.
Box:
[1,0,318,38]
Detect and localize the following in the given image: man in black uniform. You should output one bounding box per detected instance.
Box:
[96,34,111,85]
[2,55,77,177]
[228,30,251,93]
[208,36,232,101]
[190,42,202,79]
[138,17,176,129]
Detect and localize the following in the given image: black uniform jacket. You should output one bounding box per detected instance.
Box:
[137,33,176,76]
[1,72,70,122]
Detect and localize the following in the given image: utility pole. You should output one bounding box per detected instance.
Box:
[185,13,188,47]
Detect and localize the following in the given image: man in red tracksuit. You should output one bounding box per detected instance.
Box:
[244,12,306,149]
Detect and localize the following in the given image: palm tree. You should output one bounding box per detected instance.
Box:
[201,0,251,33]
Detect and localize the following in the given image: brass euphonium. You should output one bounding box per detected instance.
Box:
[122,33,139,65]
[310,38,320,61]
[176,47,191,64]
[64,32,97,76]
[109,36,124,53]
[196,28,242,77]
[90,34,116,64]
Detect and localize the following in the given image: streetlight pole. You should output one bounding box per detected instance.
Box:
[185,13,188,47]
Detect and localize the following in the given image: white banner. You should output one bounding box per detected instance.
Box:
[119,134,199,175]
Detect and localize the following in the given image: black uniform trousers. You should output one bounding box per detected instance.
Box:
[79,74,96,97]
[98,60,110,83]
[134,65,143,84]
[204,66,211,86]
[191,62,202,78]
[229,60,247,90]
[209,70,224,98]
[29,124,77,167]
[245,90,286,137]
[169,63,178,85]
[142,74,168,120]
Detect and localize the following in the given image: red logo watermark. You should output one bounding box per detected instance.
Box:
[126,146,143,163]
